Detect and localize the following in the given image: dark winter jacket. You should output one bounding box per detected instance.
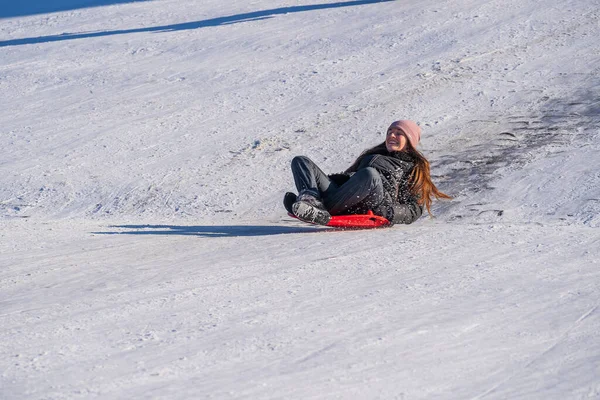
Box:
[339,150,423,225]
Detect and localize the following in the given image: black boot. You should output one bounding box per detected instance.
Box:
[292,190,331,225]
[283,192,297,214]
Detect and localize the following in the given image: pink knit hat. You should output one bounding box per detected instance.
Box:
[387,120,421,149]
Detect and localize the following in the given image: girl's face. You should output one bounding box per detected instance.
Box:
[386,128,407,152]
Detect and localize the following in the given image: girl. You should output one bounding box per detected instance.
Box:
[284,120,451,225]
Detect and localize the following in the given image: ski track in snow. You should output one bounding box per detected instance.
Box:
[1,0,600,399]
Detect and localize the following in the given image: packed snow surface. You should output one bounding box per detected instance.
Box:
[1,0,599,399]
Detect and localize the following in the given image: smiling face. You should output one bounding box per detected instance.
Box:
[386,127,408,152]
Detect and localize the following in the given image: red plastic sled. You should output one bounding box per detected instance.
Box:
[290,210,390,229]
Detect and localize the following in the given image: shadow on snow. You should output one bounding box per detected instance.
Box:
[0,0,394,47]
[0,0,151,19]
[94,224,323,237]
[431,78,600,221]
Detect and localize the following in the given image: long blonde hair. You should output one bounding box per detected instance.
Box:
[346,141,451,215]
[405,143,451,215]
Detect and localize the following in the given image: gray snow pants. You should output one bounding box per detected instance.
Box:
[291,156,385,215]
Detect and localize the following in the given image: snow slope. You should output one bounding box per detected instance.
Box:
[1,0,599,399]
